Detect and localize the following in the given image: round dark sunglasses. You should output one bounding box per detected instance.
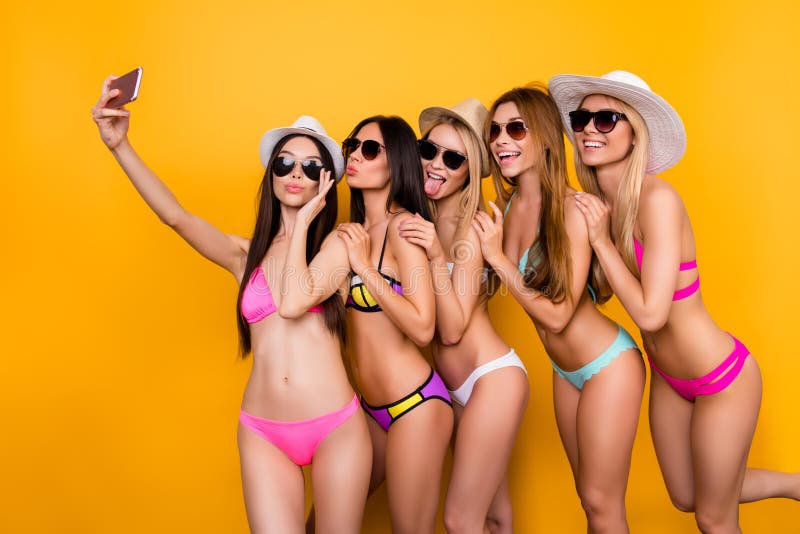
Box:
[418,139,467,171]
[568,110,628,133]
[342,137,385,160]
[272,156,325,181]
[489,120,528,143]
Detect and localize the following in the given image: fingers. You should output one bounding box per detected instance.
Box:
[488,201,504,226]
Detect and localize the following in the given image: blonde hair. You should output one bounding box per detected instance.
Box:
[574,98,650,300]
[485,84,573,303]
[422,117,484,244]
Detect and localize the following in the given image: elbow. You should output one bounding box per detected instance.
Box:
[542,316,569,335]
[637,310,669,333]
[438,329,465,347]
[161,208,188,229]
[438,321,467,346]
[410,322,435,347]
[278,301,304,320]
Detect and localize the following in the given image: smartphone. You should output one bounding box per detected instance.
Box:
[107,67,143,108]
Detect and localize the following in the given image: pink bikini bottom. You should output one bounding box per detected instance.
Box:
[647,334,750,402]
[239,394,359,466]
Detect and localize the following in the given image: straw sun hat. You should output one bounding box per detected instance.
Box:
[548,70,686,174]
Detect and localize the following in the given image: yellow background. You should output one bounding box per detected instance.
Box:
[3,1,799,532]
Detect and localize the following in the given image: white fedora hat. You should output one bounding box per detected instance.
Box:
[419,98,491,178]
[259,115,345,181]
[548,70,686,174]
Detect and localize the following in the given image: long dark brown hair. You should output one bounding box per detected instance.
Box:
[236,134,345,356]
[485,85,574,303]
[348,115,432,223]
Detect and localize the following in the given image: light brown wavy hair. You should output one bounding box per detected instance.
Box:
[485,84,573,303]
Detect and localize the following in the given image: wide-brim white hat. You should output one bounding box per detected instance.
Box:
[419,98,491,178]
[259,115,345,181]
[548,70,686,174]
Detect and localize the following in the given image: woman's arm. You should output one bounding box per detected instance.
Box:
[279,172,349,317]
[574,186,681,332]
[92,76,247,277]
[400,214,482,345]
[338,214,435,346]
[473,200,591,334]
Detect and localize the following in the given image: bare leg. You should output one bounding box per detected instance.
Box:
[443,367,528,534]
[385,399,454,534]
[311,410,372,534]
[238,423,306,534]
[649,369,696,512]
[575,349,644,534]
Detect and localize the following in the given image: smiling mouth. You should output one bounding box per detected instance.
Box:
[497,151,521,163]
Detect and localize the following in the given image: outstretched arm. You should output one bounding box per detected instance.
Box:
[91,75,248,278]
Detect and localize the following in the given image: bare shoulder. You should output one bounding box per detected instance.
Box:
[321,229,346,252]
[640,176,684,213]
[562,191,590,242]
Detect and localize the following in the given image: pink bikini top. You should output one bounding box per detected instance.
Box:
[634,239,699,301]
[241,266,323,324]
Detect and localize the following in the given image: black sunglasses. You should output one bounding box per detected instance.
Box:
[568,110,628,133]
[342,138,385,160]
[272,156,325,181]
[489,120,529,143]
[418,139,467,171]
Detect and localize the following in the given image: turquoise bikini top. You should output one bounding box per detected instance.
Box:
[504,191,597,303]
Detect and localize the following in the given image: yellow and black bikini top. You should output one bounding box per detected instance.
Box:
[346,227,404,313]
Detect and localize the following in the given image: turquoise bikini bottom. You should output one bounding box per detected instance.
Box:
[551,325,639,390]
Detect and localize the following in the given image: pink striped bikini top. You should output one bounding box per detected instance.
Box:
[241,266,323,324]
[634,239,699,301]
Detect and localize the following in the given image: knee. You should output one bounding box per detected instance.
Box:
[694,507,735,534]
[486,503,512,534]
[444,502,483,534]
[578,486,624,529]
[668,492,695,513]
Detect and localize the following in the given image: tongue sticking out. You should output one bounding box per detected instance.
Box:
[424,176,444,196]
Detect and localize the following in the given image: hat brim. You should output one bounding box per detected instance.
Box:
[419,107,491,178]
[548,74,686,174]
[259,127,345,181]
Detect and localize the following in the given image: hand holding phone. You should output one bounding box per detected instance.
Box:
[106,67,143,108]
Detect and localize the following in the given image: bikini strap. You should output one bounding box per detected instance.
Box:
[376,225,391,271]
[504,190,517,216]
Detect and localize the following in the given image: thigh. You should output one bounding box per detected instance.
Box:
[366,413,388,493]
[385,399,454,534]
[238,423,305,534]
[447,367,529,518]
[691,357,762,518]
[649,366,695,510]
[553,371,580,479]
[576,349,645,496]
[311,409,372,534]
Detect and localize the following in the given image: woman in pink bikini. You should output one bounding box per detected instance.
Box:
[398,99,529,532]
[550,70,800,532]
[92,76,370,533]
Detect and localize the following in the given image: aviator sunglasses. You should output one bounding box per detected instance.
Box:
[272,156,326,181]
[488,120,529,143]
[568,110,628,133]
[418,139,467,171]
[342,138,385,160]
